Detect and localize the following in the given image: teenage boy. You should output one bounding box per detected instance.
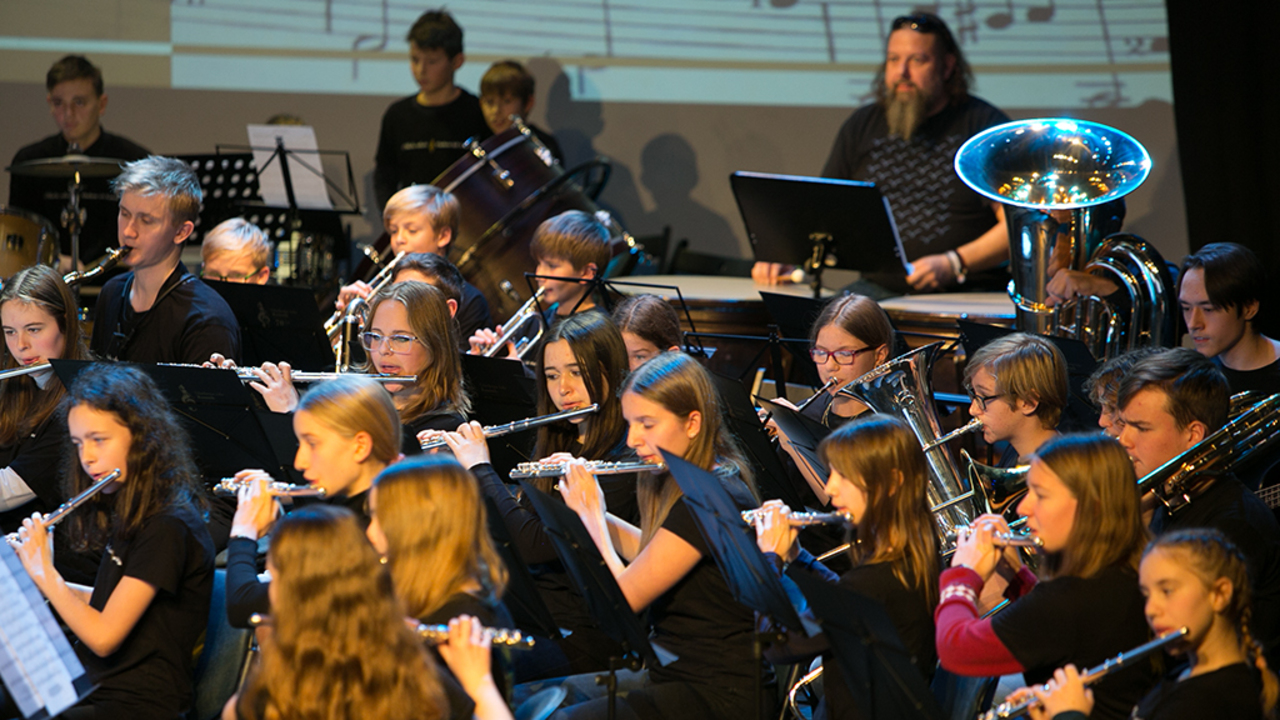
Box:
[1178,242,1280,396]
[372,9,490,210]
[199,218,272,285]
[479,60,563,165]
[1115,347,1280,663]
[92,156,241,363]
[963,333,1068,466]
[393,251,492,349]
[468,210,610,356]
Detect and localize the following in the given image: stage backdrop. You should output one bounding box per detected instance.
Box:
[0,0,1185,266]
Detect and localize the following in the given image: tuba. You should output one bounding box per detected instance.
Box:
[839,342,978,540]
[955,118,1173,360]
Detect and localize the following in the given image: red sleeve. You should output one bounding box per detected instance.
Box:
[1004,565,1040,601]
[935,567,1026,676]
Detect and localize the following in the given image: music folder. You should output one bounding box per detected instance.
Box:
[756,397,830,482]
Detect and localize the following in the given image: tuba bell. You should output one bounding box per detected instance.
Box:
[954,118,1174,360]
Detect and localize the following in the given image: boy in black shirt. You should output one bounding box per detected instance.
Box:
[479,60,564,166]
[372,9,490,209]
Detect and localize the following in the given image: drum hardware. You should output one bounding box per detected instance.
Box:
[462,136,515,190]
[420,404,600,451]
[1138,392,1280,513]
[509,458,664,480]
[511,116,557,167]
[0,206,59,282]
[4,469,121,544]
[0,362,52,382]
[920,418,983,452]
[980,627,1188,719]
[739,508,851,527]
[63,246,131,287]
[481,286,547,359]
[955,118,1171,360]
[212,478,326,498]
[156,363,416,386]
[324,250,406,372]
[248,613,535,649]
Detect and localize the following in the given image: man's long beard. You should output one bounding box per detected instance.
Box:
[884,83,931,141]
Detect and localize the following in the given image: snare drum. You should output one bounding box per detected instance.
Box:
[0,206,58,280]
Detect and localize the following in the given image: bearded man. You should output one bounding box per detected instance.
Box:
[754,14,1011,296]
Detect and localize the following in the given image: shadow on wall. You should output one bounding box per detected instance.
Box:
[639,133,737,256]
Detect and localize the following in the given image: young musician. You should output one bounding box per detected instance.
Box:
[393,251,489,348]
[372,9,489,210]
[479,60,564,165]
[937,434,1153,720]
[754,415,940,719]
[365,455,515,699]
[469,210,611,357]
[612,293,682,371]
[223,375,401,628]
[227,504,511,720]
[337,184,493,341]
[1026,529,1279,720]
[553,351,767,720]
[438,311,635,675]
[1114,347,1280,663]
[0,265,92,532]
[1179,242,1280,395]
[963,333,1068,466]
[199,217,271,285]
[10,363,214,719]
[1082,347,1161,437]
[91,155,241,363]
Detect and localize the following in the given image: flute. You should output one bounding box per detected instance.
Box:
[248,613,535,649]
[740,508,852,527]
[956,525,1045,549]
[420,404,599,451]
[5,469,121,543]
[212,478,326,498]
[980,627,1189,719]
[157,363,415,385]
[510,459,665,479]
[0,362,52,382]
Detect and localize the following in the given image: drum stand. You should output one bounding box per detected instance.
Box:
[802,232,834,300]
[61,169,86,303]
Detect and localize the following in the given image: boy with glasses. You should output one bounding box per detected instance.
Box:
[963,333,1068,466]
[199,218,271,285]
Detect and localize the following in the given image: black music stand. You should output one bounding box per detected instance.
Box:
[49,360,302,485]
[175,153,262,243]
[759,291,827,389]
[788,569,943,720]
[520,483,672,720]
[660,451,808,720]
[461,354,538,478]
[482,495,563,640]
[757,397,830,482]
[206,281,333,371]
[708,371,807,511]
[731,171,910,298]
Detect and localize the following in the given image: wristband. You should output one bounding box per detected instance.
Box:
[947,250,968,285]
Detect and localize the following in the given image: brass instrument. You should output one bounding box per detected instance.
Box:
[1138,392,1280,512]
[959,450,1031,520]
[921,418,983,452]
[955,118,1172,360]
[740,508,851,527]
[421,403,599,451]
[481,286,547,359]
[156,363,415,386]
[326,250,407,371]
[0,361,52,381]
[793,378,838,413]
[980,627,1188,719]
[248,613,534,649]
[63,246,131,286]
[839,342,978,542]
[510,458,664,480]
[213,478,326,498]
[5,469,121,543]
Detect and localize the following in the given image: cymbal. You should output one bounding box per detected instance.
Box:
[6,155,126,179]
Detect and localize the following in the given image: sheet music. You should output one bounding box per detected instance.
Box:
[246,125,334,211]
[168,0,1170,109]
[0,549,88,718]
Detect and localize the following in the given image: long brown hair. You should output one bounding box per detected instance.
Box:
[818,415,939,606]
[1146,528,1278,717]
[239,505,447,720]
[360,281,469,421]
[0,265,91,444]
[297,375,402,467]
[531,312,630,492]
[60,363,206,551]
[620,352,756,547]
[809,292,894,353]
[1032,434,1147,580]
[612,294,681,352]
[371,456,508,620]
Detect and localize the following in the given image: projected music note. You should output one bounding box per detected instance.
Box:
[987,0,1014,29]
[1027,0,1055,22]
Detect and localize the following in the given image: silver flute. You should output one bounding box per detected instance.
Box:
[157,363,415,385]
[0,362,52,382]
[212,478,326,498]
[740,508,852,527]
[956,525,1044,549]
[248,613,535,649]
[420,404,599,451]
[510,459,665,480]
[6,469,121,543]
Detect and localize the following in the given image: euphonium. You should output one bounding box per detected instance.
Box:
[420,403,599,451]
[955,118,1173,360]
[1137,392,1280,512]
[959,449,1030,520]
[482,286,547,359]
[921,418,983,452]
[510,458,664,480]
[63,246,131,286]
[5,469,121,543]
[793,378,838,413]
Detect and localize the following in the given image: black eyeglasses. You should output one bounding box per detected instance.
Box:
[891,13,944,32]
[810,346,876,366]
[965,385,1004,412]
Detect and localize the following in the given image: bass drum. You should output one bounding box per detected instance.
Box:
[0,206,58,281]
[433,126,628,323]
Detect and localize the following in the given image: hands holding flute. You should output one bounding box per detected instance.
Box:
[207,353,299,413]
[749,500,801,564]
[228,470,284,542]
[950,514,1026,584]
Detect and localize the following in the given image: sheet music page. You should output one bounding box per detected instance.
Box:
[0,548,87,718]
[247,124,334,210]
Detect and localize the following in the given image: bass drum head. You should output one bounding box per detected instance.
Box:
[0,206,59,280]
